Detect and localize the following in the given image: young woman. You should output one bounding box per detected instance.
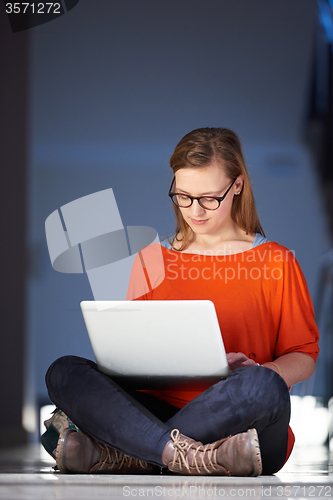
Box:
[43,127,319,476]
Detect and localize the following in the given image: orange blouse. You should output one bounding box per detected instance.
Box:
[126,241,319,408]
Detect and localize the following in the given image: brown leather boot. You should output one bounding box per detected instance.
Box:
[56,429,156,474]
[162,428,262,476]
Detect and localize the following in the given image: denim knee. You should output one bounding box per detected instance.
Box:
[45,355,96,403]
[235,365,291,413]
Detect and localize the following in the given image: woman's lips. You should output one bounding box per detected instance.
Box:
[190,218,208,225]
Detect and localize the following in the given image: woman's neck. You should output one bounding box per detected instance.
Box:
[173,225,256,255]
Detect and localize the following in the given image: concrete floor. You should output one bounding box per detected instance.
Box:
[0,444,332,500]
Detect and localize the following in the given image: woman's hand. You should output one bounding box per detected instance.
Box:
[227,351,316,387]
[227,352,257,371]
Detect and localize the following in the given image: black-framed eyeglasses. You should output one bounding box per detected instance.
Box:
[168,177,236,211]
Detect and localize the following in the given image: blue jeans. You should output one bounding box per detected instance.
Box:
[46,355,291,474]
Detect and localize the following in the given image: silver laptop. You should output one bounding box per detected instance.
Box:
[80,300,229,389]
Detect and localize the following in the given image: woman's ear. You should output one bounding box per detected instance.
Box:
[234,175,244,195]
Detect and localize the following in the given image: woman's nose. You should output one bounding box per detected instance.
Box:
[189,199,206,216]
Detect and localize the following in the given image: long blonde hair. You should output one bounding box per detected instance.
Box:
[169,127,265,251]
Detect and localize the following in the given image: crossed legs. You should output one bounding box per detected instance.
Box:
[45,355,291,474]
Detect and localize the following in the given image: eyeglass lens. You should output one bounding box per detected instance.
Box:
[172,194,220,210]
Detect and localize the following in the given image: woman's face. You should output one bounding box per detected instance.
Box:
[174,162,242,238]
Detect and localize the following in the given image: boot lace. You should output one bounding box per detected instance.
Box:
[95,440,150,471]
[170,429,224,474]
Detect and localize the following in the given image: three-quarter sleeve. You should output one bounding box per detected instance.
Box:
[126,243,165,301]
[274,251,319,361]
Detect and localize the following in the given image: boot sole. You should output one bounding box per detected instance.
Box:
[41,426,59,460]
[248,428,262,476]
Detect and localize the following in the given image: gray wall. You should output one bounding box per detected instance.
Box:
[0,4,29,446]
[23,0,330,436]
